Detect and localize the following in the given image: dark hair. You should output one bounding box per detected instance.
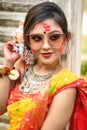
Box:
[23,1,69,50]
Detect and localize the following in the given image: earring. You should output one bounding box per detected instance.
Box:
[24,47,34,65]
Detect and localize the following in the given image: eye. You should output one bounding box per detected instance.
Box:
[31,35,42,42]
[50,34,61,41]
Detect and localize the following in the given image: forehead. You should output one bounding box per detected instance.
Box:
[30,19,62,34]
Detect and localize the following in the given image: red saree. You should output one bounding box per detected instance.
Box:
[7,69,87,130]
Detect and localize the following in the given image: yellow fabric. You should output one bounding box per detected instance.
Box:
[49,69,78,95]
[7,98,36,130]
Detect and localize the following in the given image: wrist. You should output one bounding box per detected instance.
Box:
[0,65,20,80]
[3,60,14,69]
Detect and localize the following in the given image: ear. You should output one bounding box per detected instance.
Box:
[67,32,71,42]
[64,32,71,45]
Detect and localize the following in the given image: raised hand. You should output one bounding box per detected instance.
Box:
[2,41,21,68]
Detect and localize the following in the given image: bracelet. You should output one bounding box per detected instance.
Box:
[0,64,20,80]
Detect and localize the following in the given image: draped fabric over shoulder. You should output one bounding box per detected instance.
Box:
[7,69,87,130]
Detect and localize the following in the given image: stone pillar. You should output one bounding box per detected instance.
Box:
[53,0,84,75]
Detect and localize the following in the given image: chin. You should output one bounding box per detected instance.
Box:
[40,59,56,65]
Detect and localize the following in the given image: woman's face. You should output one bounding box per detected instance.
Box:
[28,19,66,65]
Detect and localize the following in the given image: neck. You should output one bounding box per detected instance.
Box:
[33,62,63,76]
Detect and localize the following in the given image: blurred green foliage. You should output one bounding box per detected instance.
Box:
[81,60,87,75]
[81,35,87,54]
[84,0,87,11]
[81,1,87,78]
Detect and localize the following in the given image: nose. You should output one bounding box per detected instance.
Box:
[42,38,50,49]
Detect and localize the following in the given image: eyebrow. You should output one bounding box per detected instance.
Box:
[30,30,63,35]
[49,30,64,34]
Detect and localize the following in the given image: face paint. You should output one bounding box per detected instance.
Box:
[31,48,36,54]
[41,23,51,33]
[58,44,65,54]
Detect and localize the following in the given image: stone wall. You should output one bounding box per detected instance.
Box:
[0,0,84,129]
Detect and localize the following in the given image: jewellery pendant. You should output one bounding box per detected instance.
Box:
[19,66,52,94]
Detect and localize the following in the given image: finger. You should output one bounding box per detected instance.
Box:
[2,41,17,53]
[2,41,16,50]
[5,41,16,46]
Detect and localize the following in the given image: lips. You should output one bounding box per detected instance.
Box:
[41,52,53,57]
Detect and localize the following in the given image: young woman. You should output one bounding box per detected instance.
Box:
[0,2,87,130]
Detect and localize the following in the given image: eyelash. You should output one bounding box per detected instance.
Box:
[50,34,60,40]
[31,34,61,42]
[32,36,42,42]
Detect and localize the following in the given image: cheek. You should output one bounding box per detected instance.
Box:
[58,44,65,54]
[31,49,37,54]
[31,49,40,59]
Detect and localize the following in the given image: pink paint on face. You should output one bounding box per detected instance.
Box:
[41,23,51,33]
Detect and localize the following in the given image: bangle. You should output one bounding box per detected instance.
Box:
[0,65,20,80]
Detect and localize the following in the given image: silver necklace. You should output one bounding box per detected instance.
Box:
[19,66,52,94]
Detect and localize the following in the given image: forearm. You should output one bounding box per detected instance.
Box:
[0,41,21,115]
[0,75,15,115]
[0,61,15,115]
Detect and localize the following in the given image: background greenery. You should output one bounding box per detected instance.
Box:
[81,35,87,54]
[81,0,87,81]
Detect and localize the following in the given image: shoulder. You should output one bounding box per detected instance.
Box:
[51,87,77,109]
[53,86,77,101]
